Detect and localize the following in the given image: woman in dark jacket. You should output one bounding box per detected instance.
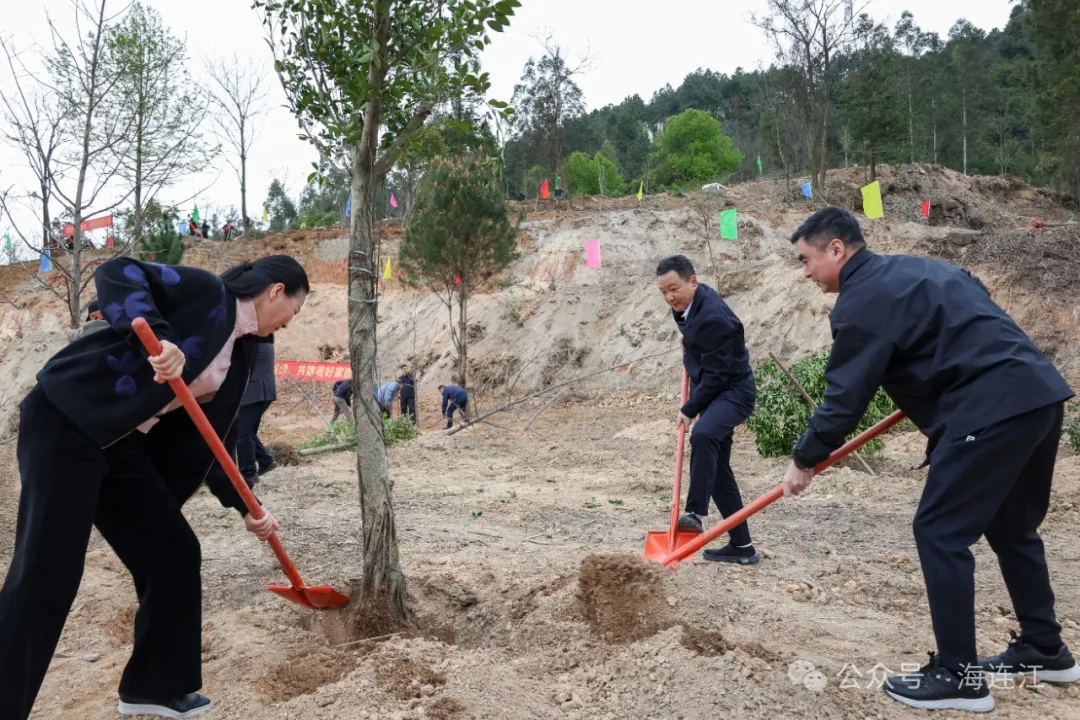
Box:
[0,254,309,720]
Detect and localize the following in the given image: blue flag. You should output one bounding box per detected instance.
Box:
[801,182,813,199]
[345,197,351,218]
[39,250,52,273]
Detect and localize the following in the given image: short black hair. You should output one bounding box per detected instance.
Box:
[790,207,866,250]
[656,254,695,281]
[85,298,99,320]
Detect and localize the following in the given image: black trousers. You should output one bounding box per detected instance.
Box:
[0,387,203,720]
[399,395,417,425]
[914,401,1065,671]
[237,400,274,478]
[685,381,755,546]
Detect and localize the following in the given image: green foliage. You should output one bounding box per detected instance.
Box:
[563,151,624,196]
[298,418,355,450]
[134,200,184,264]
[651,109,742,187]
[383,416,420,447]
[745,352,897,459]
[264,178,298,233]
[1065,403,1080,454]
[399,154,520,291]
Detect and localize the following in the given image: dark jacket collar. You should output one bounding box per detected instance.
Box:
[839,247,875,292]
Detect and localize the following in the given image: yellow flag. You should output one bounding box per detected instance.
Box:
[382,257,392,279]
[637,181,643,201]
[262,206,269,223]
[861,181,884,219]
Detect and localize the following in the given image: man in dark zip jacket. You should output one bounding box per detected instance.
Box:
[398,363,417,425]
[782,207,1077,713]
[657,255,759,564]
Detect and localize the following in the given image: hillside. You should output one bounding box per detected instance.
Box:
[2,165,1080,719]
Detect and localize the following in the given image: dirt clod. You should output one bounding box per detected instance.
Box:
[576,554,673,643]
[266,442,302,467]
[375,654,447,700]
[255,647,357,702]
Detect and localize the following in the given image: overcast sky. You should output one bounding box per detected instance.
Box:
[1,0,1015,245]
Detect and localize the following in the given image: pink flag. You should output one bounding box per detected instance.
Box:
[390,193,398,209]
[585,239,601,268]
[920,200,930,218]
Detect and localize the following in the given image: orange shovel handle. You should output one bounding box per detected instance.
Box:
[131,318,309,591]
[660,409,907,567]
[668,369,691,551]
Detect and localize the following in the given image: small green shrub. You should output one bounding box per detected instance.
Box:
[745,352,897,458]
[1065,404,1080,454]
[383,416,419,447]
[298,415,419,451]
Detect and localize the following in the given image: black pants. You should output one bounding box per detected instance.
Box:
[399,395,417,425]
[446,400,468,428]
[237,400,273,479]
[685,381,755,546]
[914,401,1065,671]
[0,387,203,720]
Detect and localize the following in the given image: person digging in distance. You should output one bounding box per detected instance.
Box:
[656,254,758,565]
[439,383,469,429]
[0,254,310,720]
[398,363,417,425]
[783,207,1077,713]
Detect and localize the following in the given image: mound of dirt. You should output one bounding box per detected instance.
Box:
[576,553,673,643]
[255,646,357,702]
[374,652,447,700]
[310,592,402,647]
[266,442,302,467]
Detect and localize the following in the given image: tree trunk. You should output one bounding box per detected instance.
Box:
[457,284,468,389]
[907,72,914,163]
[241,123,250,232]
[349,150,407,621]
[962,86,968,176]
[349,7,406,621]
[818,104,828,192]
[931,97,938,164]
[869,143,877,182]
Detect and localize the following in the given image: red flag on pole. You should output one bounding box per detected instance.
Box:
[920,201,930,219]
[540,179,550,200]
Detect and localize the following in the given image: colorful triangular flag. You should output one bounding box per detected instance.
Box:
[920,200,930,219]
[637,181,643,201]
[801,182,813,199]
[540,179,550,200]
[585,239,601,268]
[720,208,738,240]
[3,233,11,252]
[756,155,763,176]
[383,257,392,279]
[345,197,351,218]
[39,248,52,273]
[192,204,200,223]
[390,193,398,209]
[262,206,269,223]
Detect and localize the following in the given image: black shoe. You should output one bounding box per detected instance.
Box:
[677,513,703,533]
[702,543,760,565]
[118,692,213,718]
[883,651,994,713]
[257,459,278,476]
[978,631,1080,683]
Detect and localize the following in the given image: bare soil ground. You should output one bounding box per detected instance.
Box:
[4,403,1080,719]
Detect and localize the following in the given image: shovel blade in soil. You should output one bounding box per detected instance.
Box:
[268,584,350,610]
[643,530,700,564]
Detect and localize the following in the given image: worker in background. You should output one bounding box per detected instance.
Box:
[397,363,417,425]
[376,376,399,420]
[330,378,352,423]
[657,254,758,565]
[67,299,109,343]
[783,206,1078,713]
[439,383,469,429]
[236,334,278,488]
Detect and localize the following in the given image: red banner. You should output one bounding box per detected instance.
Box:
[63,215,114,237]
[275,360,351,382]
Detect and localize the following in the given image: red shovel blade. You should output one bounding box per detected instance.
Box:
[643,529,700,563]
[269,584,350,610]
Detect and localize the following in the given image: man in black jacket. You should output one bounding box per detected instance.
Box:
[398,363,417,425]
[237,334,278,487]
[783,207,1077,713]
[657,255,759,564]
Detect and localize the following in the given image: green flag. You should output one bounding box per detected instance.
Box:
[3,233,11,251]
[756,155,762,175]
[192,204,200,223]
[720,208,738,240]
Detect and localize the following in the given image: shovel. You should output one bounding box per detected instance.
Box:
[651,409,907,568]
[132,318,349,610]
[643,369,702,562]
